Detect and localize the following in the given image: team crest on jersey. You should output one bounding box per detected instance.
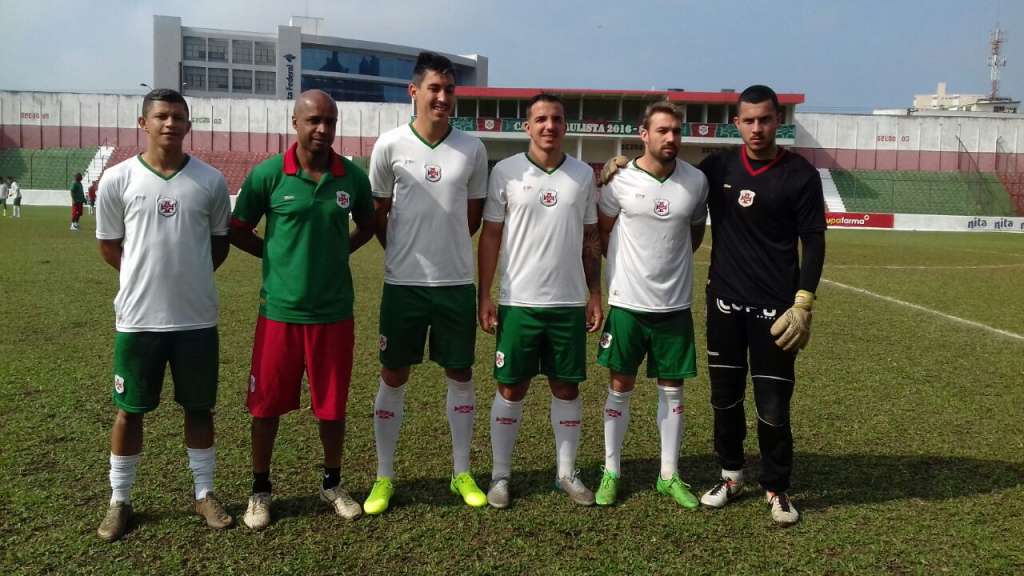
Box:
[157,196,178,217]
[653,198,670,217]
[114,375,125,394]
[336,191,351,209]
[738,189,756,208]
[495,351,505,368]
[539,188,558,207]
[599,332,613,349]
[379,334,388,352]
[425,164,442,182]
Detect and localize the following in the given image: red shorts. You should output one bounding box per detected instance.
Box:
[71,202,83,219]
[246,316,355,420]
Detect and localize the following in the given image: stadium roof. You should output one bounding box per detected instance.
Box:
[454,86,805,104]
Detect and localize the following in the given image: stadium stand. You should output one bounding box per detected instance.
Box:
[831,170,1014,216]
[0,147,97,189]
[101,148,275,194]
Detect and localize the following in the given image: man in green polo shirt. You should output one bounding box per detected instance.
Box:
[230,89,375,531]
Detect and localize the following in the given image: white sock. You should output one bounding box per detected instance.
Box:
[489,392,523,480]
[603,388,632,475]
[657,385,684,480]
[446,377,475,476]
[187,446,216,500]
[550,395,582,479]
[723,469,744,484]
[373,377,405,479]
[109,453,140,504]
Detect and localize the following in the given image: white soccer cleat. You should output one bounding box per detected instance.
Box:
[701,475,745,508]
[767,491,800,526]
[320,484,362,520]
[555,471,595,506]
[487,477,511,509]
[243,492,272,530]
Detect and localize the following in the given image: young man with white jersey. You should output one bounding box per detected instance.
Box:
[478,93,603,509]
[365,51,490,514]
[94,89,233,542]
[10,178,21,218]
[594,102,708,508]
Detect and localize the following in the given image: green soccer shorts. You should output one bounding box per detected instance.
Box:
[111,328,220,413]
[493,305,587,385]
[378,283,476,370]
[596,306,697,380]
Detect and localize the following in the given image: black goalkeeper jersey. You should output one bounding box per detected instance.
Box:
[698,146,826,308]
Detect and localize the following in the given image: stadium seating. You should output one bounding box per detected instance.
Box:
[0,147,97,189]
[831,170,1014,216]
[103,149,275,194]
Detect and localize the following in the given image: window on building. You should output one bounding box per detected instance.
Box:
[301,75,411,103]
[207,39,228,62]
[233,69,253,93]
[208,67,229,91]
[563,98,580,120]
[583,99,618,121]
[183,66,206,91]
[477,99,497,117]
[622,99,650,126]
[685,104,704,123]
[254,42,276,66]
[707,104,726,123]
[232,40,253,64]
[254,71,276,94]
[183,36,206,61]
[498,100,517,118]
[456,99,476,117]
[727,104,738,122]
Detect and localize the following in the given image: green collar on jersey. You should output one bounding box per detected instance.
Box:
[137,154,190,181]
[525,151,566,175]
[631,157,675,183]
[408,121,452,149]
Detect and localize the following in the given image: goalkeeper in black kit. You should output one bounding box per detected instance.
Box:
[599,84,825,525]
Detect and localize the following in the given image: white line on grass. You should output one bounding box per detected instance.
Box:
[828,263,1024,270]
[820,278,1024,342]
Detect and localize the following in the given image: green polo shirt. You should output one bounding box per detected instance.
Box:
[232,143,373,324]
[71,181,85,203]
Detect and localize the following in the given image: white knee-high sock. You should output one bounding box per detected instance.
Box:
[109,453,141,504]
[446,377,475,476]
[373,377,405,479]
[550,395,583,479]
[489,392,524,480]
[187,446,216,500]
[603,388,632,475]
[657,385,684,479]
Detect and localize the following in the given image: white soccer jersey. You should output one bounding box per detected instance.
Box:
[369,123,488,286]
[484,153,597,307]
[9,183,19,199]
[96,155,231,332]
[600,158,709,312]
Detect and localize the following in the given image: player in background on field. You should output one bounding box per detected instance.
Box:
[0,177,8,217]
[87,180,98,214]
[478,93,603,509]
[601,85,825,525]
[10,177,22,218]
[95,89,233,542]
[70,173,85,230]
[230,90,375,530]
[365,51,490,514]
[593,102,709,509]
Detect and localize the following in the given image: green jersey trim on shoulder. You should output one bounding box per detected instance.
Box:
[631,158,675,184]
[137,154,191,181]
[408,121,453,150]
[525,151,567,175]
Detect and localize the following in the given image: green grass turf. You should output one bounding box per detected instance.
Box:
[832,170,1014,216]
[1,208,1022,575]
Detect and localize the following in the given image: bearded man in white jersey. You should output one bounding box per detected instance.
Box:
[593,101,709,508]
[478,93,603,508]
[365,51,490,514]
[94,89,233,541]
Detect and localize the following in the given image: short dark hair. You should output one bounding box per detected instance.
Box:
[641,100,682,129]
[142,88,189,118]
[526,93,564,119]
[411,51,455,86]
[738,85,779,112]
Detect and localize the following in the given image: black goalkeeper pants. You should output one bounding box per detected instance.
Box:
[706,291,797,493]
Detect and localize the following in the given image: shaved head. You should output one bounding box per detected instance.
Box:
[292,89,338,157]
[293,89,335,116]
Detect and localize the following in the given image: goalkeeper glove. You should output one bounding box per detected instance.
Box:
[599,155,629,186]
[770,290,815,352]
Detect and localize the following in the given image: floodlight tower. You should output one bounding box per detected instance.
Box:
[989,26,1007,99]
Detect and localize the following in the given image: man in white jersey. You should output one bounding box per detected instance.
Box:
[94,89,233,541]
[478,94,603,508]
[9,178,21,218]
[365,51,489,514]
[0,177,8,216]
[593,101,709,508]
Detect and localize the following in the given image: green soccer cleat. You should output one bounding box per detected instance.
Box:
[450,472,487,508]
[595,468,620,506]
[656,474,700,510]
[363,477,395,515]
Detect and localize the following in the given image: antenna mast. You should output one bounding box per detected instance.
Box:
[989,25,1007,99]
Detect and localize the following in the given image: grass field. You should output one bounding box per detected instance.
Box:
[2,207,1023,575]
